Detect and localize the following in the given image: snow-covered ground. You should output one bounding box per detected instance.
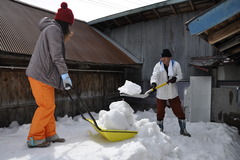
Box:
[0,106,240,160]
[1,81,239,160]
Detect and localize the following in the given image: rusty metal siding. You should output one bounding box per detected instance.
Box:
[0,0,137,65]
[66,22,136,64]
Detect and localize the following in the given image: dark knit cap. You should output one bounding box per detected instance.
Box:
[54,2,74,25]
[161,49,172,57]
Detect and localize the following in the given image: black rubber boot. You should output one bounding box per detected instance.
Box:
[157,120,164,132]
[178,119,191,137]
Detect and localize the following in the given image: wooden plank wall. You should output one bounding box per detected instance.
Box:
[0,68,124,127]
[106,11,213,91]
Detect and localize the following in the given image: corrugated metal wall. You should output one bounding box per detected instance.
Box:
[0,68,124,127]
[105,12,213,87]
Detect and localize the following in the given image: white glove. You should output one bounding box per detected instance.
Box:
[61,73,72,90]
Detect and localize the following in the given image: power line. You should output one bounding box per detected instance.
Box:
[78,0,126,11]
[78,0,164,12]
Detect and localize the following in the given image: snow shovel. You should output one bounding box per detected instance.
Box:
[120,82,167,98]
[66,87,137,142]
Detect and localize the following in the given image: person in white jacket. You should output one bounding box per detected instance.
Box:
[150,49,191,137]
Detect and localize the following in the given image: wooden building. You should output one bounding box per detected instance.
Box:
[89,0,240,133]
[89,0,221,107]
[89,0,223,87]
[0,0,140,127]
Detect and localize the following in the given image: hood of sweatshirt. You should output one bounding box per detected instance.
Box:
[38,17,60,31]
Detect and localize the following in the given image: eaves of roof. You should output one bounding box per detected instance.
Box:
[88,0,221,31]
[88,0,187,25]
[185,0,240,68]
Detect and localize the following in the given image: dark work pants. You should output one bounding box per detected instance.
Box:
[157,96,185,121]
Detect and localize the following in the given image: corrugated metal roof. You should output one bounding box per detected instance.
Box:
[66,20,137,64]
[0,0,39,55]
[0,0,138,65]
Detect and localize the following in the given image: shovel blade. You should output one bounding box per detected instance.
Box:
[119,82,168,99]
[120,93,149,99]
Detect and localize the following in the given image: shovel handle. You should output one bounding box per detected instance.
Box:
[155,82,168,89]
[65,86,102,131]
[145,82,167,94]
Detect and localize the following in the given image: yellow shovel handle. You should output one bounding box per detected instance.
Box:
[155,82,168,89]
[145,82,168,94]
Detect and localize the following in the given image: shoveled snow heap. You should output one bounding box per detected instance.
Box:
[98,80,141,130]
[97,100,180,159]
[118,80,142,95]
[98,100,135,130]
[97,80,179,158]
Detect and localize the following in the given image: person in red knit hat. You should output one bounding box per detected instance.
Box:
[55,2,74,25]
[26,2,74,148]
[54,2,74,40]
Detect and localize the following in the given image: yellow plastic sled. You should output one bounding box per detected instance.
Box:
[86,119,137,142]
[66,87,138,142]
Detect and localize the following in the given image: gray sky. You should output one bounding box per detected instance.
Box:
[19,0,166,22]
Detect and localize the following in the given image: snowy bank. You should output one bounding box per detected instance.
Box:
[0,107,240,160]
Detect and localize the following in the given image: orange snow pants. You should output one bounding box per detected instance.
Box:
[27,77,56,141]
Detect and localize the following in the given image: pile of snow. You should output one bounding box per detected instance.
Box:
[95,97,180,159]
[98,100,135,130]
[97,100,180,160]
[0,108,240,160]
[1,80,240,160]
[118,80,142,95]
[98,100,179,159]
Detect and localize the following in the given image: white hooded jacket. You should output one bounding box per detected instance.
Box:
[150,60,182,100]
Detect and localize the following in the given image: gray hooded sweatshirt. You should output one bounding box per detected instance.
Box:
[26,17,68,90]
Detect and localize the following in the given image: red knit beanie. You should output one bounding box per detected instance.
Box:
[54,2,74,25]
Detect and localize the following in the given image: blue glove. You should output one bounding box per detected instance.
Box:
[61,73,72,90]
